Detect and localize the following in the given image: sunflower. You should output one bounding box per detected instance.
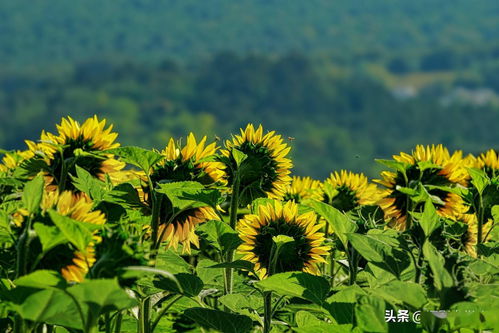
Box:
[29,116,125,192]
[475,149,499,177]
[222,124,292,204]
[376,144,468,230]
[151,133,225,185]
[323,170,380,212]
[139,134,224,253]
[0,150,34,173]
[42,190,106,282]
[459,213,493,258]
[283,176,323,203]
[158,206,218,254]
[237,200,329,279]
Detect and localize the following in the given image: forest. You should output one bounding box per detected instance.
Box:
[2,51,499,178]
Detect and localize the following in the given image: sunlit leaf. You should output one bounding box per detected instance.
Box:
[308,201,357,248]
[106,146,163,174]
[21,175,44,214]
[419,199,440,238]
[354,295,387,332]
[256,272,330,305]
[422,241,453,291]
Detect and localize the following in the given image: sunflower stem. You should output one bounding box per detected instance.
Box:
[263,291,272,333]
[329,246,336,288]
[224,173,240,295]
[138,297,151,333]
[58,148,69,192]
[114,312,123,333]
[348,245,357,285]
[477,192,484,256]
[15,216,34,278]
[151,295,183,332]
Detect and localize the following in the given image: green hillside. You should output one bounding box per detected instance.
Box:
[1,0,499,68]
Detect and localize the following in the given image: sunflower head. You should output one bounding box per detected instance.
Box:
[158,206,218,254]
[222,124,292,205]
[42,190,106,225]
[376,144,468,230]
[30,116,124,192]
[0,150,34,173]
[458,214,494,258]
[237,200,329,279]
[151,133,226,185]
[323,170,380,212]
[36,190,106,282]
[283,176,323,203]
[475,149,499,178]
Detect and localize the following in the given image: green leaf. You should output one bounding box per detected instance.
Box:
[71,165,107,202]
[218,294,263,320]
[232,148,248,167]
[375,159,408,175]
[67,279,136,321]
[447,302,483,330]
[294,323,354,333]
[184,308,253,333]
[21,175,44,214]
[104,182,144,209]
[491,205,499,224]
[0,210,12,242]
[197,219,242,254]
[14,270,67,290]
[294,311,355,333]
[11,288,82,328]
[346,231,410,278]
[156,181,221,210]
[325,285,366,325]
[295,310,323,327]
[154,273,203,297]
[373,281,427,308]
[419,199,441,238]
[0,177,24,187]
[48,210,96,251]
[308,201,357,248]
[354,295,387,332]
[196,258,224,287]
[122,266,182,291]
[155,248,192,274]
[33,223,67,253]
[106,146,163,174]
[422,241,454,291]
[395,186,418,196]
[468,168,489,194]
[256,272,330,305]
[468,258,499,275]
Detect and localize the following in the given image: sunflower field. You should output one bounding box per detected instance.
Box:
[0,116,497,333]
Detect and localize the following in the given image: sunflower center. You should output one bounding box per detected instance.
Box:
[252,219,312,273]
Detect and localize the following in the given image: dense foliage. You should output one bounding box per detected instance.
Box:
[1,1,499,68]
[0,117,497,332]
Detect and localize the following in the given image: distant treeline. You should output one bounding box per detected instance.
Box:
[1,0,499,69]
[2,53,499,179]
